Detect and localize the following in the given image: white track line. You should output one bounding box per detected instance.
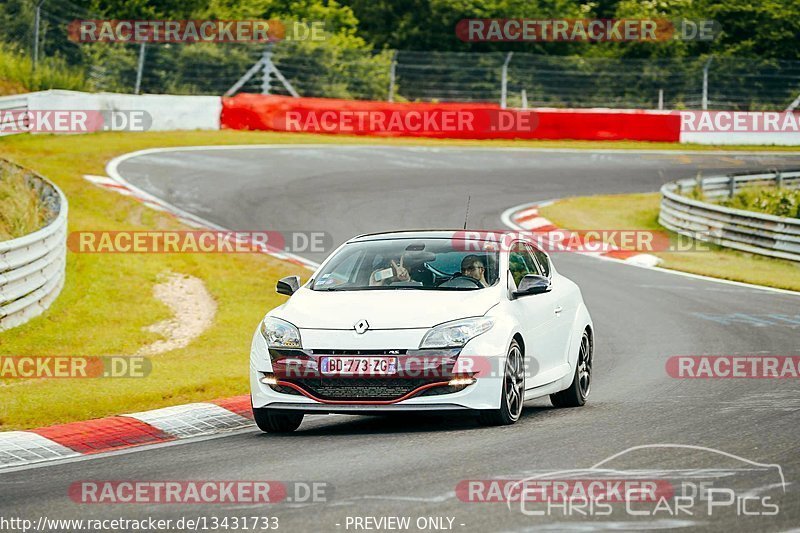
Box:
[105,148,320,270]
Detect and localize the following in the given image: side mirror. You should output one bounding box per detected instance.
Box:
[512,274,551,298]
[276,275,300,296]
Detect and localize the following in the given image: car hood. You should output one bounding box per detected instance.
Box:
[275,287,499,329]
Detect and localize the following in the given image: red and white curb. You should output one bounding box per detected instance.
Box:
[82,174,318,271]
[502,201,662,267]
[0,396,253,470]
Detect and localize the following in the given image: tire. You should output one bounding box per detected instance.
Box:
[550,330,592,408]
[479,339,525,426]
[253,408,304,433]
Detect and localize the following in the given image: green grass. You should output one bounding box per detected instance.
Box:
[0,133,309,430]
[539,193,800,291]
[0,130,798,430]
[0,165,52,239]
[0,44,87,95]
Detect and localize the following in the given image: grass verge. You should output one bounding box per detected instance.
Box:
[0,130,798,430]
[0,165,52,239]
[538,193,800,291]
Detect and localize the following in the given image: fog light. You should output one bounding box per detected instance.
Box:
[448,376,476,386]
[260,373,278,385]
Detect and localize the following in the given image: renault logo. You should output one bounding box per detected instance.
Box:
[354,319,369,334]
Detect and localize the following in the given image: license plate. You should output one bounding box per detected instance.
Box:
[320,356,397,376]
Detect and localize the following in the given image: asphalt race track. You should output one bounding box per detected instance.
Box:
[3,147,800,531]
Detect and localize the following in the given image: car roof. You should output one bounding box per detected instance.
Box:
[347,230,551,256]
[349,230,482,242]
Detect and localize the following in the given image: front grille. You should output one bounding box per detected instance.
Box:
[285,377,439,401]
[266,347,469,401]
[270,383,302,396]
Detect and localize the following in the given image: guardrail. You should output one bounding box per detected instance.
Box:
[659,170,800,262]
[0,94,29,137]
[0,162,68,331]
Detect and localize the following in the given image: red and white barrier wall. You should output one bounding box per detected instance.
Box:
[221,94,681,142]
[4,90,798,144]
[221,95,800,145]
[6,90,221,132]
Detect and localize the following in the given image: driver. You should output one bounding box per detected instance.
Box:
[461,255,488,287]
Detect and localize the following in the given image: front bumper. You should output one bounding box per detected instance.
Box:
[250,327,506,412]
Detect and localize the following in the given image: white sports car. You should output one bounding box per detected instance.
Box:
[250,230,593,432]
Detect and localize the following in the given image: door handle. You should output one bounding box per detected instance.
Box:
[554,306,563,315]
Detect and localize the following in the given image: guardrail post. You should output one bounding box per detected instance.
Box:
[728,175,736,198]
[134,42,146,95]
[775,170,783,189]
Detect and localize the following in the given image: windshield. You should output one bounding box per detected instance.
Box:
[311,238,500,291]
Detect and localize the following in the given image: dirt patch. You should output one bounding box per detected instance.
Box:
[0,272,216,389]
[136,272,217,355]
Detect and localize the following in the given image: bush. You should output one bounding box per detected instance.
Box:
[719,186,800,218]
[0,43,86,94]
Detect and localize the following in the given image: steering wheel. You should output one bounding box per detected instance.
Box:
[436,274,484,288]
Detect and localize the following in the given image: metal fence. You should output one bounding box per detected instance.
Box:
[2,0,800,110]
[659,170,800,262]
[0,162,67,331]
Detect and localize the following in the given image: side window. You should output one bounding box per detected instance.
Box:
[508,242,541,287]
[528,245,551,278]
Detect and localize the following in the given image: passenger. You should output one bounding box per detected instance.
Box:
[369,256,411,286]
[370,253,434,286]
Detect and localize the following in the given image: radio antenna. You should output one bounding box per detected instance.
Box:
[463,195,471,230]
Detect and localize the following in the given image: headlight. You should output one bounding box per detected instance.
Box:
[260,317,302,349]
[419,317,494,349]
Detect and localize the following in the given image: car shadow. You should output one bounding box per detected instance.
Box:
[254,402,559,438]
